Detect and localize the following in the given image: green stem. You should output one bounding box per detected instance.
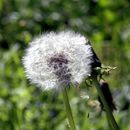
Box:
[106,113,115,130]
[62,88,76,130]
[93,78,120,130]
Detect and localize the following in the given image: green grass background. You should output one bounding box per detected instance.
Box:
[0,0,130,129]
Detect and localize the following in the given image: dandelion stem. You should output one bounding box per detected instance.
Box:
[92,78,120,130]
[62,88,76,130]
[106,113,115,130]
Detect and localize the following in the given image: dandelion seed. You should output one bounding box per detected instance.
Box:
[22,31,93,90]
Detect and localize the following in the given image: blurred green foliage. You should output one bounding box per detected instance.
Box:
[0,0,130,130]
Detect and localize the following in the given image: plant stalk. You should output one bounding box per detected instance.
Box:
[62,88,76,130]
[93,78,119,130]
[106,113,115,130]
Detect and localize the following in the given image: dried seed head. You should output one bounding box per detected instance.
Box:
[22,31,93,91]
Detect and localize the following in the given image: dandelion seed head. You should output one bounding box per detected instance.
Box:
[23,31,93,90]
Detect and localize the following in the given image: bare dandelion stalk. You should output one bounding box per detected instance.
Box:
[106,114,115,130]
[92,77,119,130]
[62,88,76,130]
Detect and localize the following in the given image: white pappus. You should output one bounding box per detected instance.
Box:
[22,31,93,91]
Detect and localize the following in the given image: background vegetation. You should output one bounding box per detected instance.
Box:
[0,0,130,130]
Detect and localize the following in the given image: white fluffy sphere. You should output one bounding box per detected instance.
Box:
[23,31,93,90]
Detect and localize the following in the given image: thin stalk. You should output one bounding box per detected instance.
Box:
[106,113,115,130]
[62,88,76,130]
[93,78,119,130]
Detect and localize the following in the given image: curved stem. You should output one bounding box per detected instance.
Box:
[93,78,120,130]
[62,88,76,130]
